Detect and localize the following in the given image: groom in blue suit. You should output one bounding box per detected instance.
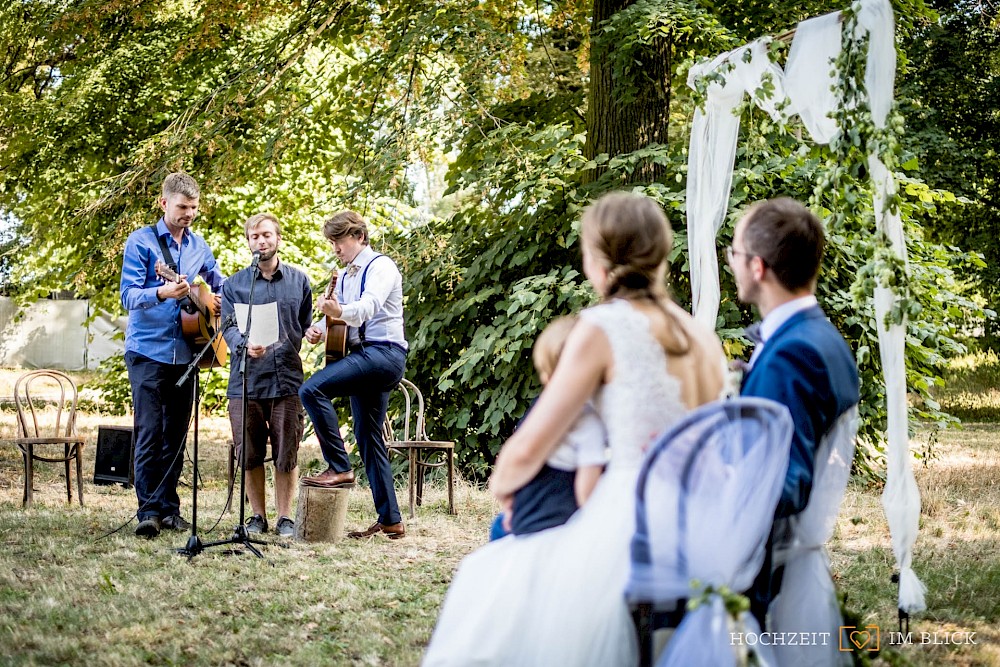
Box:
[728,198,860,628]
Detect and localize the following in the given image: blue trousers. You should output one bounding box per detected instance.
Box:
[299,343,406,525]
[125,351,193,521]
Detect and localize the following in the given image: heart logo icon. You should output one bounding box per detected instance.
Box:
[850,631,871,649]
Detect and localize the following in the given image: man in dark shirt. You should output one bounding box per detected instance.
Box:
[221,213,313,537]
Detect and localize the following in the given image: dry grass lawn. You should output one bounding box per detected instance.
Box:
[0,368,997,665]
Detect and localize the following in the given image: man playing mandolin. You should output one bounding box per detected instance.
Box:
[120,172,225,539]
[300,210,409,540]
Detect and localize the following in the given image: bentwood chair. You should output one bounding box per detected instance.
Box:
[14,369,86,508]
[626,398,792,666]
[383,379,456,518]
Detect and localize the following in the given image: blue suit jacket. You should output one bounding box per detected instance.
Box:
[741,306,859,519]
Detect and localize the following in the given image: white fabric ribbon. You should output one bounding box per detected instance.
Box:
[784,11,842,143]
[769,408,859,666]
[686,39,788,329]
[685,0,925,615]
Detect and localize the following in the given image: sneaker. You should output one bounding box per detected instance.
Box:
[245,514,268,534]
[135,516,161,539]
[161,515,191,531]
[275,516,295,538]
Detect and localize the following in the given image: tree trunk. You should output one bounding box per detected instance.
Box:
[584,0,673,184]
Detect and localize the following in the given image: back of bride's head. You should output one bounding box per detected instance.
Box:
[581,192,672,300]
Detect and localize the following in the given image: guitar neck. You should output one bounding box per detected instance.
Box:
[155,260,208,315]
[325,269,339,299]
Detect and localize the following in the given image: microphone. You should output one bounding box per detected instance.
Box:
[250,251,261,269]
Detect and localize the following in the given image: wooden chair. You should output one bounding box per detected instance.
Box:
[383,379,456,518]
[13,369,86,508]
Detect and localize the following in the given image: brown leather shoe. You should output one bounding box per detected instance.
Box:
[300,468,356,488]
[348,522,406,540]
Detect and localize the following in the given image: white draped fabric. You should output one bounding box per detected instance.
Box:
[625,398,793,666]
[869,157,927,613]
[661,597,774,667]
[686,39,787,329]
[784,11,841,143]
[769,407,859,667]
[685,0,925,615]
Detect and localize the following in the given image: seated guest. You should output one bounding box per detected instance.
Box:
[490,316,608,541]
[423,191,726,666]
[728,198,860,630]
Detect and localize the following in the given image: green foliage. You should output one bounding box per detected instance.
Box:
[1,0,990,486]
[899,0,1000,345]
[392,123,597,478]
[599,0,735,104]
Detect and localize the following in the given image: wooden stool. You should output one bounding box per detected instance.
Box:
[294,484,351,543]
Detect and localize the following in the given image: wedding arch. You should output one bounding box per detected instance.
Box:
[684,0,926,623]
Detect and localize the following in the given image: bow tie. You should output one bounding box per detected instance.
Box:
[346,264,360,277]
[744,321,763,345]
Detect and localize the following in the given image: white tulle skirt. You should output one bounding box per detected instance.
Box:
[423,465,641,666]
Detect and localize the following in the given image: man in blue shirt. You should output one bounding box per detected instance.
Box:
[299,210,409,540]
[120,172,225,539]
[221,213,313,538]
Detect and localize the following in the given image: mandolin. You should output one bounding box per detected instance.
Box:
[324,270,349,364]
[154,260,228,368]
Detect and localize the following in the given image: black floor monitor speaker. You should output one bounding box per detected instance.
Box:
[94,425,134,487]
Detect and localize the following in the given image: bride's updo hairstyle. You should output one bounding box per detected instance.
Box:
[582,191,689,354]
[581,191,672,302]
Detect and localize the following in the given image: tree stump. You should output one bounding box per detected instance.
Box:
[294,485,351,543]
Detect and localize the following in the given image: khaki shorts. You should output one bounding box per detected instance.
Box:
[228,395,304,473]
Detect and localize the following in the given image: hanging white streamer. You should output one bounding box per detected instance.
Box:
[869,151,927,613]
[784,11,842,143]
[686,39,788,329]
[684,0,925,619]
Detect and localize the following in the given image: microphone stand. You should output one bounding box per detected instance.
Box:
[193,257,270,559]
[175,312,233,558]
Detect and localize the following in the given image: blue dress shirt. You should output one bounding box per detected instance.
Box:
[120,218,225,365]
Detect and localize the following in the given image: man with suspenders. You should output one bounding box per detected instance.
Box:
[300,210,409,540]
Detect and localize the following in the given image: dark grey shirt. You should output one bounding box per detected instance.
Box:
[221,260,313,399]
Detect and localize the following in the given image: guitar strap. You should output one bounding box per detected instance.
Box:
[150,225,195,315]
[150,225,178,273]
[341,253,385,344]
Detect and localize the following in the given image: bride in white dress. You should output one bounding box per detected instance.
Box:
[424,192,726,666]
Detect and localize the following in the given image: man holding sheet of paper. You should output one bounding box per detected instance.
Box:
[221,212,313,537]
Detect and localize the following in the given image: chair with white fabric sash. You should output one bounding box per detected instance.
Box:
[767,406,859,667]
[625,397,793,667]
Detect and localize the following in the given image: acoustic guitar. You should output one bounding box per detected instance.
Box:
[324,270,348,364]
[154,260,228,368]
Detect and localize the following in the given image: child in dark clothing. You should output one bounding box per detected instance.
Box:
[490,316,608,540]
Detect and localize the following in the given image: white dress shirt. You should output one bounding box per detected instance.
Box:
[337,245,408,349]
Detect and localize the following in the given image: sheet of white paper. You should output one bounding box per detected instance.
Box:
[234,302,279,348]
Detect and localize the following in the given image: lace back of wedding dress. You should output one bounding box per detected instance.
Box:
[425,299,690,667]
[580,300,686,470]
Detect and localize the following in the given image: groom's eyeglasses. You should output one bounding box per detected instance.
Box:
[725,246,752,262]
